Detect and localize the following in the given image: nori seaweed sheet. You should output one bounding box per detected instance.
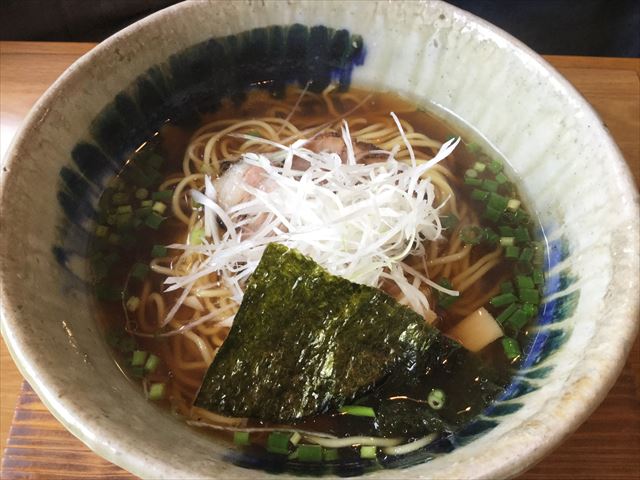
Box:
[194,243,440,422]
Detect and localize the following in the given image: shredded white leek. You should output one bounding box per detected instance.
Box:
[163,114,460,324]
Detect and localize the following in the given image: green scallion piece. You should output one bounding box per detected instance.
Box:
[135,188,149,200]
[483,205,502,222]
[441,214,459,230]
[339,405,376,418]
[148,382,166,400]
[532,269,544,285]
[130,365,145,378]
[427,388,446,410]
[473,161,486,172]
[460,225,484,245]
[505,245,520,259]
[464,177,483,186]
[297,444,323,462]
[144,354,160,373]
[140,199,153,207]
[466,142,481,154]
[95,225,109,237]
[519,288,539,304]
[520,247,534,263]
[500,281,514,294]
[502,337,522,361]
[482,179,499,192]
[106,215,117,226]
[499,226,514,237]
[323,448,339,461]
[116,205,133,214]
[500,236,515,247]
[490,292,518,307]
[522,303,538,318]
[495,172,508,184]
[151,244,167,258]
[487,193,509,211]
[116,213,133,228]
[131,262,149,280]
[437,278,458,309]
[360,446,377,459]
[471,189,489,202]
[484,228,499,245]
[514,226,530,243]
[145,212,165,229]
[516,275,535,290]
[505,308,529,330]
[496,303,519,324]
[507,198,521,211]
[488,159,503,174]
[112,192,129,205]
[152,201,167,214]
[152,190,173,201]
[513,209,530,225]
[131,350,148,367]
[266,432,292,455]
[465,168,478,178]
[135,207,152,218]
[234,431,250,446]
[190,228,205,245]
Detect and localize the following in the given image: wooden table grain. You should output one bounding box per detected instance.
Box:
[0,42,638,479]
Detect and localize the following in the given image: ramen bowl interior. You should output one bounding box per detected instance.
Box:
[1,1,638,479]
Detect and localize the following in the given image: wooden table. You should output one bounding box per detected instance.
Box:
[1,42,639,479]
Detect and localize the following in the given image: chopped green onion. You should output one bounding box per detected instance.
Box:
[466,142,481,154]
[484,228,499,245]
[488,159,503,174]
[144,354,160,373]
[532,269,544,285]
[339,405,375,417]
[135,207,152,218]
[116,205,133,214]
[131,262,149,280]
[499,236,515,247]
[95,225,109,237]
[441,214,459,230]
[234,431,250,446]
[515,275,535,290]
[521,303,538,318]
[513,209,530,225]
[145,212,165,229]
[460,225,483,245]
[483,205,502,222]
[126,296,140,312]
[520,247,534,263]
[115,213,133,228]
[107,176,123,189]
[152,190,173,201]
[151,245,167,258]
[482,179,499,192]
[519,288,539,304]
[473,161,486,172]
[490,292,518,307]
[112,192,129,205]
[500,281,514,294]
[514,226,530,243]
[427,388,446,410]
[487,193,508,211]
[502,337,522,361]
[507,198,521,211]
[140,199,153,207]
[266,432,291,455]
[135,188,149,200]
[131,350,148,367]
[532,242,546,266]
[289,432,302,445]
[360,446,377,459]
[148,382,166,400]
[152,201,167,214]
[465,168,478,178]
[130,365,144,378]
[499,226,514,237]
[464,177,483,186]
[297,444,323,462]
[505,246,520,259]
[505,308,528,330]
[106,215,117,226]
[471,189,489,202]
[495,172,508,184]
[496,303,519,324]
[323,448,339,461]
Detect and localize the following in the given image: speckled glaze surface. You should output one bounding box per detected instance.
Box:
[1,1,638,479]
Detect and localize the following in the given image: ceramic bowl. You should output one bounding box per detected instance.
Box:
[1,1,638,478]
